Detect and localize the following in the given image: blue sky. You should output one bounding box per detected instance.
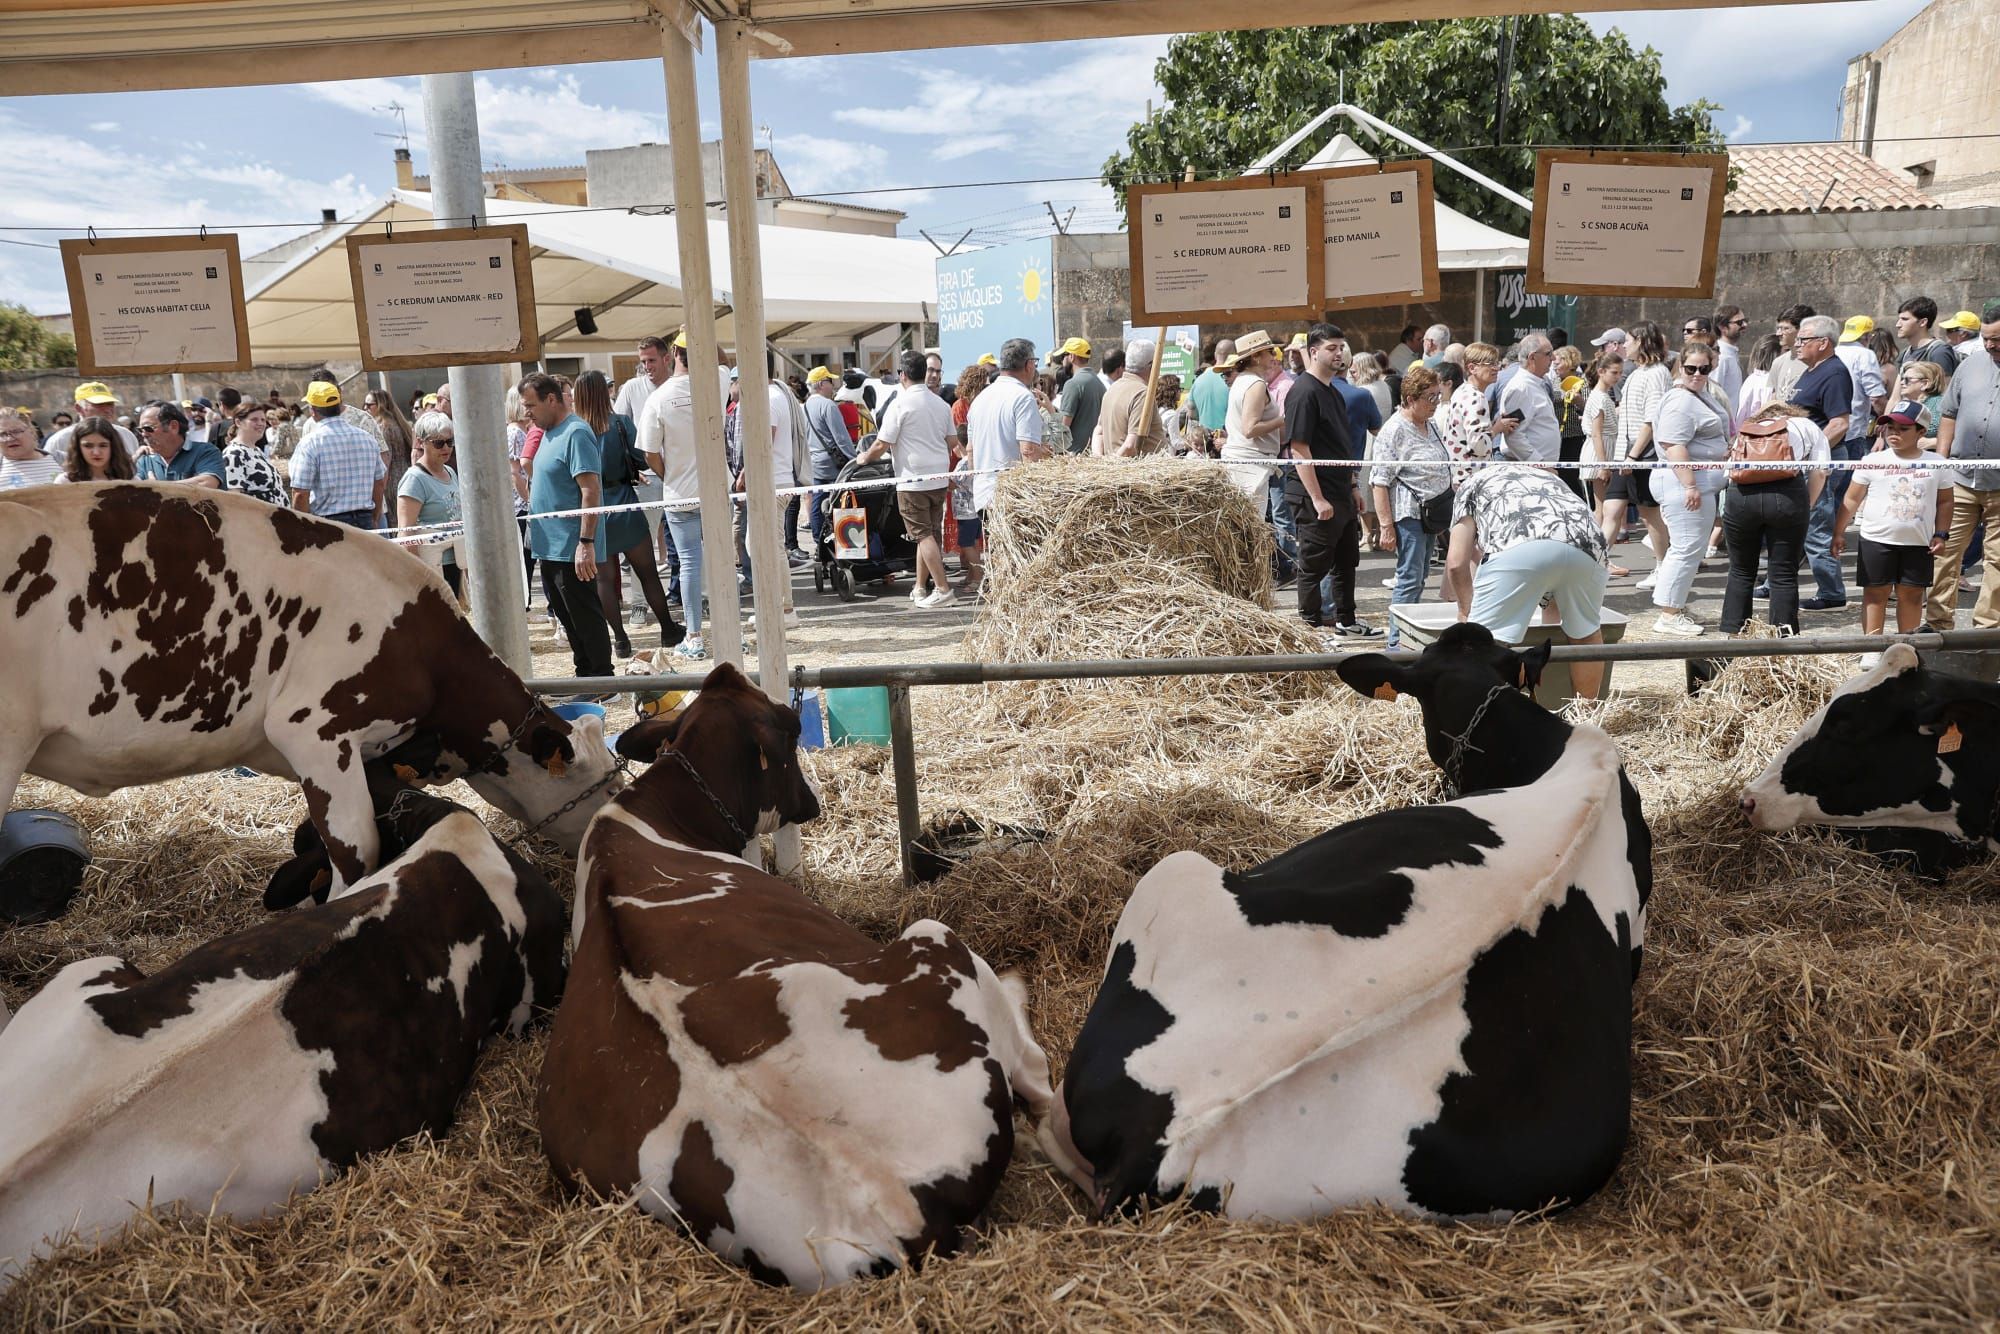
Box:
[0,0,1932,315]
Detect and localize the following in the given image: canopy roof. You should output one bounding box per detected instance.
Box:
[1301,133,1528,271]
[243,191,938,360]
[0,0,1830,95]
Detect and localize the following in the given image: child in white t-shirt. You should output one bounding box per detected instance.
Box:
[1832,401,1951,653]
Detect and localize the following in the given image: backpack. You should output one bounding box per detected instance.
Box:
[1728,417,1800,484]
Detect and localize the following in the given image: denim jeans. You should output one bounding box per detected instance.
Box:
[664,508,705,638]
[1648,468,1719,610]
[1386,517,1434,647]
[1803,440,1859,601]
[1267,473,1297,579]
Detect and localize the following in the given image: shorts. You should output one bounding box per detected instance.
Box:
[957,516,983,547]
[1857,535,1934,588]
[1601,468,1656,507]
[896,486,949,542]
[1468,539,1608,642]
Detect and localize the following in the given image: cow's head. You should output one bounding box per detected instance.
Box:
[1335,623,1566,793]
[464,706,623,853]
[615,661,821,847]
[1741,645,2000,840]
[267,757,467,909]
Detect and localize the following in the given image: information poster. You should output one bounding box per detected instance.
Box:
[1312,161,1440,310]
[1128,177,1320,325]
[1123,323,1200,382]
[935,237,1056,376]
[346,224,539,369]
[60,234,251,376]
[1528,151,1728,298]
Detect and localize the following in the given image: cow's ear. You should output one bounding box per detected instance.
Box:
[1513,642,1554,692]
[616,713,682,763]
[1915,691,2000,742]
[1335,653,1414,703]
[526,722,577,778]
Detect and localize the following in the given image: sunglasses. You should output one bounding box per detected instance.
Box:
[1684,365,1713,375]
[1683,326,1701,334]
[137,424,159,433]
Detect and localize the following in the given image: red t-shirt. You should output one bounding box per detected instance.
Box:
[837,400,862,442]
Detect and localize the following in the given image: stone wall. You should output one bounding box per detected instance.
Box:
[1576,207,2000,337]
[1,363,363,426]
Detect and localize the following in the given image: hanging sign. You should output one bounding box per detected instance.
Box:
[60,233,251,376]
[1123,323,1200,382]
[1310,160,1440,311]
[1528,150,1728,298]
[345,224,539,370]
[1128,176,1321,325]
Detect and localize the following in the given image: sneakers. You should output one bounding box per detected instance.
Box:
[919,587,958,609]
[1751,584,1770,599]
[786,549,812,569]
[671,636,706,661]
[1654,611,1705,637]
[1379,576,1397,588]
[1633,572,1658,592]
[747,609,802,630]
[910,581,929,605]
[1799,596,1848,611]
[1332,621,1384,640]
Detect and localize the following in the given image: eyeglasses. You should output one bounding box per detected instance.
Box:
[137,424,158,434]
[1797,334,1830,345]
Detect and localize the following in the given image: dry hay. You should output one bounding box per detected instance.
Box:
[5,584,2000,1324]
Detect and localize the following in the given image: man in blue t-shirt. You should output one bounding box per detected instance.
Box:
[135,401,226,488]
[523,371,614,681]
[1790,314,1858,609]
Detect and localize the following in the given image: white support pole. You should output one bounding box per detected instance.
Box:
[660,17,745,668]
[1474,268,1488,345]
[718,19,800,876]
[422,72,530,673]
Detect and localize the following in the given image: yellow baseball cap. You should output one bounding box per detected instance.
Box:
[304,381,342,408]
[75,381,116,404]
[1286,332,1309,351]
[1839,314,1875,343]
[1941,310,1980,332]
[421,393,439,407]
[977,353,998,367]
[806,365,836,385]
[673,328,689,349]
[1059,336,1092,358]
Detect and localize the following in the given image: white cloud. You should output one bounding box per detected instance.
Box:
[86,121,119,133]
[0,109,377,312]
[933,132,1012,163]
[1728,114,1754,142]
[770,132,890,192]
[299,73,665,164]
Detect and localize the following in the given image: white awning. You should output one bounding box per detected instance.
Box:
[1301,132,1528,271]
[243,191,938,360]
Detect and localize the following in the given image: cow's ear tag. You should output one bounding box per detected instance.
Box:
[545,751,568,778]
[392,763,420,784]
[1939,723,1963,755]
[1373,683,1398,701]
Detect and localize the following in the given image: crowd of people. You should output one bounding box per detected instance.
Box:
[5,289,1996,683]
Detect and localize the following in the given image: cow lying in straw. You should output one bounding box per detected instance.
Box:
[0,484,619,907]
[539,663,1054,1290]
[1741,644,2000,873]
[0,774,565,1286]
[1042,623,1653,1221]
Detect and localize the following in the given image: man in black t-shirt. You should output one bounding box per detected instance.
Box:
[1790,314,1857,608]
[1283,323,1381,638]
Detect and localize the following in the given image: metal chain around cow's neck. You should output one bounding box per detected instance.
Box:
[510,754,632,846]
[1440,682,1517,801]
[667,747,752,848]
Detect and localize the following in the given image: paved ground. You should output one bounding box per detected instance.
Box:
[530,534,1986,702]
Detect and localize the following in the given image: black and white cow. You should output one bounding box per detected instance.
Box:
[1040,623,1653,1222]
[1741,644,2000,866]
[0,777,565,1285]
[0,484,620,902]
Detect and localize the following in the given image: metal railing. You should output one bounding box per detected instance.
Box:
[529,627,2000,884]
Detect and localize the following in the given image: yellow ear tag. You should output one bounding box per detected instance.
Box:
[546,751,569,778]
[1938,723,1963,755]
[392,763,420,784]
[1373,683,1399,701]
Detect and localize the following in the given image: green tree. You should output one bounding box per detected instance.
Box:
[1105,18,1723,230]
[0,301,75,370]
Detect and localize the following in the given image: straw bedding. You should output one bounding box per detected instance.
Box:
[3,461,1998,1328]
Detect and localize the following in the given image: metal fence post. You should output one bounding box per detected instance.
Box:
[887,684,921,887]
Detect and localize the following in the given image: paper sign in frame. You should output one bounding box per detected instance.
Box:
[345,223,541,370]
[60,232,252,376]
[1127,174,1325,326]
[1303,158,1441,312]
[1527,149,1728,299]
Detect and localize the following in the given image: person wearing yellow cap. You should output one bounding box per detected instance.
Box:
[1055,335,1102,457]
[1940,309,1982,363]
[977,353,998,368]
[1834,314,1889,447]
[288,380,387,527]
[41,380,140,465]
[803,365,857,546]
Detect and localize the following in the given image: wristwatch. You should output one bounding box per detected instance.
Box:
[1934,530,1951,541]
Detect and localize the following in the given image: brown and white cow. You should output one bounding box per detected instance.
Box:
[538,663,1054,1291]
[0,776,565,1285]
[0,484,620,898]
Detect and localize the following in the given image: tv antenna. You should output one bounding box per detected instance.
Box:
[372,100,411,150]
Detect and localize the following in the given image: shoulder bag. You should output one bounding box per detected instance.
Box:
[1403,419,1455,534]
[1727,417,1801,485]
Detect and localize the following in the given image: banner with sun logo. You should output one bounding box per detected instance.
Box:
[935,237,1057,375]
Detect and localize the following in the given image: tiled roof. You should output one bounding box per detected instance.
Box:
[1725,144,1940,214]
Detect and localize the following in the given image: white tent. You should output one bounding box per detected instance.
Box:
[1301,133,1528,271]
[243,190,939,361]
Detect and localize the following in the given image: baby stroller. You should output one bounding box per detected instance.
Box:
[811,448,912,602]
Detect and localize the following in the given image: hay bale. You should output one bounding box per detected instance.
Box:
[5,650,2000,1326]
